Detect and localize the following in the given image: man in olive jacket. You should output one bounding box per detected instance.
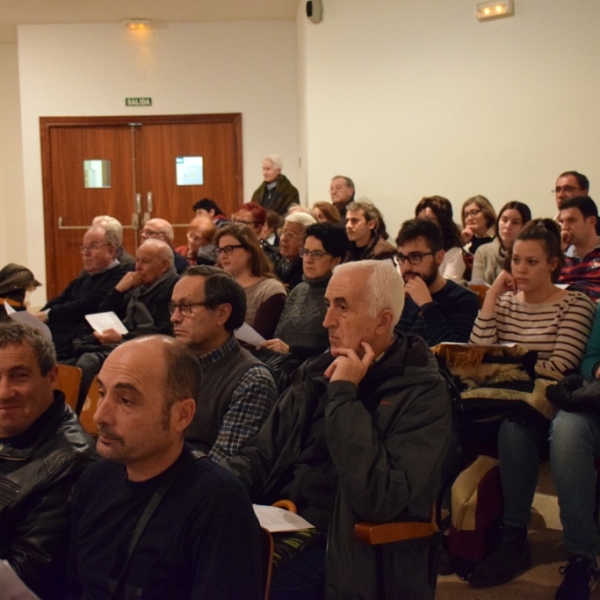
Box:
[226,261,451,600]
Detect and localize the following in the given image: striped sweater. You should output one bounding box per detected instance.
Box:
[470,290,596,378]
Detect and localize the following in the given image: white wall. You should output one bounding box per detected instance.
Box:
[0,43,26,267]
[18,21,298,305]
[300,0,600,237]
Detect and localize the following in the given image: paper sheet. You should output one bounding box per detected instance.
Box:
[253,505,315,533]
[5,304,52,341]
[234,323,265,346]
[85,311,128,335]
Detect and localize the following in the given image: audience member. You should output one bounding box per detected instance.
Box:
[275,211,317,291]
[170,266,277,459]
[472,201,532,284]
[312,201,342,225]
[35,226,127,360]
[0,322,95,598]
[451,219,595,589]
[395,219,479,345]
[329,175,355,220]
[232,202,266,237]
[558,196,600,301]
[553,171,589,209]
[461,195,497,254]
[73,239,178,409]
[92,215,135,269]
[226,261,451,599]
[0,263,41,321]
[415,196,466,282]
[215,224,287,339]
[175,216,217,267]
[251,154,299,216]
[259,209,281,247]
[192,198,229,227]
[259,222,348,359]
[68,336,262,599]
[141,218,189,274]
[344,200,396,262]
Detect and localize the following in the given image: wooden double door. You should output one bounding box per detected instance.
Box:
[41,114,243,298]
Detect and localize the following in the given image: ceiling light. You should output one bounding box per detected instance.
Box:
[476,0,514,21]
[123,19,151,30]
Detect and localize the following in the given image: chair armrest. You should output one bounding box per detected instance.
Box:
[272,499,298,514]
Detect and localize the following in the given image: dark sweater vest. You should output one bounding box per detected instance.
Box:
[185,340,264,453]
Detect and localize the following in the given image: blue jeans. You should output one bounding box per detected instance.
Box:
[550,410,600,561]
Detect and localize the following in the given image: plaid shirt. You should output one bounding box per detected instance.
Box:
[199,336,277,461]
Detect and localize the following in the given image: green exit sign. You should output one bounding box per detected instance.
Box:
[125,97,152,107]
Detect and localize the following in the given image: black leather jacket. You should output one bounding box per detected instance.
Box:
[0,392,96,598]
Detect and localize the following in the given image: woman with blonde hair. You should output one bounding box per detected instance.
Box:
[215,224,287,338]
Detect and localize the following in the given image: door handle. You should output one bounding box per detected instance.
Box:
[57,217,89,230]
[135,193,142,214]
[147,192,153,213]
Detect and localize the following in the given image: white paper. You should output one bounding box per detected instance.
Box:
[234,322,265,346]
[0,561,40,600]
[85,311,128,335]
[253,505,315,533]
[5,305,52,341]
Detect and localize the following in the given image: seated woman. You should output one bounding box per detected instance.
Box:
[215,224,287,339]
[174,216,217,266]
[449,219,596,589]
[258,222,348,359]
[415,195,465,282]
[259,209,281,247]
[471,201,531,284]
[461,195,497,255]
[0,263,41,321]
[311,201,342,225]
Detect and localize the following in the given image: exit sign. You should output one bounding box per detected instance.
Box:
[125,97,152,107]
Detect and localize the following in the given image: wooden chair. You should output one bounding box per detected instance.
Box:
[79,375,99,436]
[260,527,274,600]
[55,364,82,411]
[467,283,489,308]
[354,508,442,599]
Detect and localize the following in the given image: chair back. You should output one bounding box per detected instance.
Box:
[468,283,489,307]
[55,364,82,411]
[79,375,100,436]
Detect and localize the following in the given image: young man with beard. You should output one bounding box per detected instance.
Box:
[395,218,479,345]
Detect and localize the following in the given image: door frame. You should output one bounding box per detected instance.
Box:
[40,113,243,295]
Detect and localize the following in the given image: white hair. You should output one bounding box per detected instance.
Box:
[92,215,123,244]
[285,211,316,230]
[332,260,404,326]
[139,238,174,267]
[264,154,283,171]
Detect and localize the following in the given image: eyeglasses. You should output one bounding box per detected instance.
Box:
[463,208,483,218]
[277,229,300,240]
[215,244,244,256]
[299,248,331,260]
[233,218,257,226]
[395,251,435,265]
[80,243,110,253]
[168,301,209,316]
[552,186,583,195]
[141,229,166,239]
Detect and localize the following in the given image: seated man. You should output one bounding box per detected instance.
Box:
[35,225,127,360]
[344,200,396,262]
[330,175,355,222]
[395,218,480,345]
[170,266,277,460]
[275,212,316,291]
[73,239,179,409]
[141,217,189,274]
[0,322,95,598]
[68,336,262,599]
[226,261,451,599]
[558,196,600,301]
[92,215,135,269]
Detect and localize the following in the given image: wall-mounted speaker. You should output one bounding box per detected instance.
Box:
[306,0,323,24]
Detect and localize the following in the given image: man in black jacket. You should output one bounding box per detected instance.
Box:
[0,322,95,598]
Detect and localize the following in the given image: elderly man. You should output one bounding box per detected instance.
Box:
[92,215,135,269]
[251,154,300,216]
[141,217,189,274]
[226,260,451,600]
[68,336,262,599]
[36,225,127,360]
[170,266,277,460]
[275,212,316,290]
[329,175,355,220]
[73,239,179,409]
[344,200,396,262]
[0,322,95,598]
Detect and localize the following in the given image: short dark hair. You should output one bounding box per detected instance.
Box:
[192,198,225,216]
[0,322,56,375]
[395,218,443,253]
[332,175,355,191]
[558,195,598,220]
[414,196,462,251]
[513,219,564,282]
[305,223,349,259]
[559,171,589,192]
[495,201,532,237]
[182,265,246,332]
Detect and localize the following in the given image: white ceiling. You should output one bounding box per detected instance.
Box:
[0,0,299,43]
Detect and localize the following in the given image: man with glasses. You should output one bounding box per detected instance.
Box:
[141,217,189,274]
[170,266,277,460]
[554,171,589,209]
[35,226,127,360]
[329,175,355,221]
[275,212,316,291]
[395,219,479,345]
